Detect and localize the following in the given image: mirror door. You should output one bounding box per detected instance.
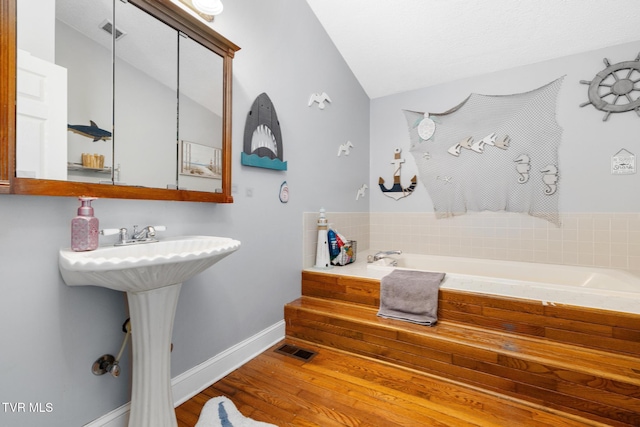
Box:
[178,34,224,192]
[7,0,238,201]
[113,0,178,189]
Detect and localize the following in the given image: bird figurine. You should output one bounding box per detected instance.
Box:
[356,184,368,200]
[338,141,354,156]
[308,92,332,109]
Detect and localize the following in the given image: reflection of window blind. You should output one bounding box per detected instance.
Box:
[404,78,563,225]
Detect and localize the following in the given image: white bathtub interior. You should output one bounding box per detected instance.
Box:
[312,251,640,315]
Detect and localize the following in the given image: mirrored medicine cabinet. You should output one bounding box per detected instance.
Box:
[0,0,240,202]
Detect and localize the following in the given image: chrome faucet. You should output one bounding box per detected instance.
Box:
[132,225,157,240]
[101,225,166,246]
[367,250,402,265]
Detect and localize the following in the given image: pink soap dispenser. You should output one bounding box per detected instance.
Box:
[71,197,99,251]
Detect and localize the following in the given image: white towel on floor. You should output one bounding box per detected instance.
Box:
[195,396,277,427]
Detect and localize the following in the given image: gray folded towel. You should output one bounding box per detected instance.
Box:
[377,269,445,326]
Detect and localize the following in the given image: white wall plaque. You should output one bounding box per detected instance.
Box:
[611,149,636,175]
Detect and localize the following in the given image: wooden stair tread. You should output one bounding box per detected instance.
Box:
[292,271,640,425]
[302,270,640,357]
[286,296,640,385]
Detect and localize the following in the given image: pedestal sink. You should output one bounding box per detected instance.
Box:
[59,236,241,427]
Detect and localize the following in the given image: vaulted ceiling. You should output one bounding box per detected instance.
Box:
[305,0,640,99]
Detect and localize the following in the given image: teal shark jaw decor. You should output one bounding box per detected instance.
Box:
[241,93,287,171]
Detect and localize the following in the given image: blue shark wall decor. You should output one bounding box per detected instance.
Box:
[67,120,112,142]
[241,93,287,171]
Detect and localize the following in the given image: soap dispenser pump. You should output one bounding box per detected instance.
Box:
[71,197,99,252]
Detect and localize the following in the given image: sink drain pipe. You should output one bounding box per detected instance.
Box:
[92,318,131,377]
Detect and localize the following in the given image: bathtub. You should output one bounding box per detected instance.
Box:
[321,251,640,314]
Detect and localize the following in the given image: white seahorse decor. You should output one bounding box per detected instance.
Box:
[514,154,531,183]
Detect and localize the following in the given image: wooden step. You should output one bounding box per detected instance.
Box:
[285,295,640,426]
[301,270,640,357]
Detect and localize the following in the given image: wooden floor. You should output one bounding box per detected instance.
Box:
[175,339,607,427]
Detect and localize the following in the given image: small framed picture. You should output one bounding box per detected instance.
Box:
[180,140,222,179]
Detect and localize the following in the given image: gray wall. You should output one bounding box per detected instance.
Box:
[1,1,369,426]
[370,40,640,213]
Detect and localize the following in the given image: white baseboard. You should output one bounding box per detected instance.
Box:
[84,321,285,427]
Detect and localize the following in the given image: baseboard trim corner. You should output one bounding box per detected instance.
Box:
[83,321,285,427]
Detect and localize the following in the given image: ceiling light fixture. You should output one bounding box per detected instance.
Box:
[177,0,223,22]
[192,0,224,16]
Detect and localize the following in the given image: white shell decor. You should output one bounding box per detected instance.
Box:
[514,154,531,183]
[279,181,289,203]
[356,184,368,200]
[417,114,436,140]
[540,165,559,195]
[308,92,331,110]
[337,140,354,156]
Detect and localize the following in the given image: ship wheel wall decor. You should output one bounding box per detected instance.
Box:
[580,52,640,121]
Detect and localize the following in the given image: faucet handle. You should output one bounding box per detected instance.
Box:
[100,229,121,236]
[153,225,166,232]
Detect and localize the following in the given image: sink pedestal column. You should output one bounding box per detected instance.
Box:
[127,283,182,427]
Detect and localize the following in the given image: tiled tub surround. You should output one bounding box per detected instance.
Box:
[370,212,640,276]
[303,211,639,277]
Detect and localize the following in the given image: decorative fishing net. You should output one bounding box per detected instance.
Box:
[404,77,564,225]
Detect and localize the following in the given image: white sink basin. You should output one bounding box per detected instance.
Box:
[59,235,241,292]
[59,235,241,427]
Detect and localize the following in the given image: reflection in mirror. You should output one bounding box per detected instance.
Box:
[178,35,224,192]
[6,0,239,202]
[56,0,113,184]
[114,0,178,189]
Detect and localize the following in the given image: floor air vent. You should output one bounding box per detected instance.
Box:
[275,344,317,362]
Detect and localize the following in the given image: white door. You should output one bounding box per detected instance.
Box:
[16,49,67,180]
